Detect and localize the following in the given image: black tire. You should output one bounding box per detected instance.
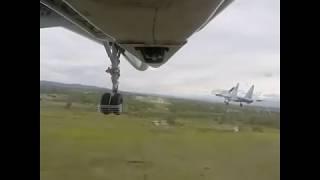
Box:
[100,93,111,114]
[110,93,123,115]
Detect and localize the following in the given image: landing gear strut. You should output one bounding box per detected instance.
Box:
[99,42,124,115]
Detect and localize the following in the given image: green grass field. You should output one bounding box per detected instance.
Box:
[40,98,279,180]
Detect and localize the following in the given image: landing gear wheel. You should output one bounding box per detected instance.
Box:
[110,93,123,105]
[240,103,243,107]
[110,93,123,115]
[99,41,124,115]
[100,93,111,114]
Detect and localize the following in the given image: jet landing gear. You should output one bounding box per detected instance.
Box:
[99,42,124,115]
[224,100,229,105]
[240,103,243,107]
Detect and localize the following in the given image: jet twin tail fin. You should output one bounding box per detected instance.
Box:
[244,85,254,99]
[231,83,239,96]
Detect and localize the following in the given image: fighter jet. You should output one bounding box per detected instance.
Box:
[216,84,263,107]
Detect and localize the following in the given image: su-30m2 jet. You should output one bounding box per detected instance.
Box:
[40,0,234,114]
[215,84,263,107]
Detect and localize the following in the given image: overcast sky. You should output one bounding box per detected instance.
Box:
[40,0,280,100]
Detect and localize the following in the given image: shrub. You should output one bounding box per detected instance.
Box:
[252,126,264,132]
[65,101,72,109]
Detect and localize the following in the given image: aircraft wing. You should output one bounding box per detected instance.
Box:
[40,0,234,70]
[41,2,149,71]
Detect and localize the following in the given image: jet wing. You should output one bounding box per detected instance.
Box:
[40,0,234,70]
[41,2,149,71]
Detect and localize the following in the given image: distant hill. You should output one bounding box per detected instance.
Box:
[40,80,280,111]
[40,80,181,98]
[40,80,109,92]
